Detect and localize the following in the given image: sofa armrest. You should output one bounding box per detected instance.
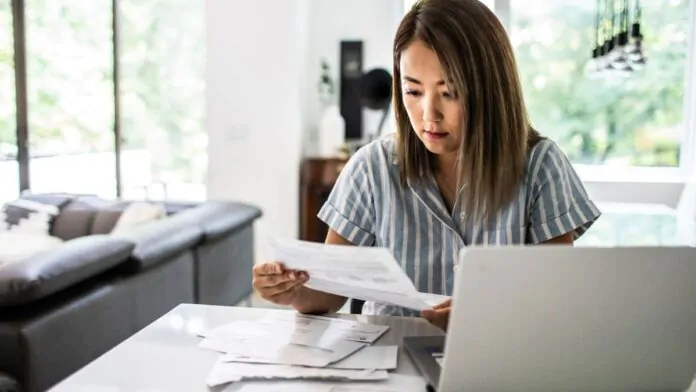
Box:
[176,202,262,242]
[0,235,134,307]
[111,216,204,270]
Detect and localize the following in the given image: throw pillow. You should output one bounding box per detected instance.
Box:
[110,201,167,234]
[1,198,61,236]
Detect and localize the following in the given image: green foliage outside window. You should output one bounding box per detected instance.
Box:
[512,0,688,167]
[0,0,206,186]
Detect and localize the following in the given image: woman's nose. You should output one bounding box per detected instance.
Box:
[422,96,442,124]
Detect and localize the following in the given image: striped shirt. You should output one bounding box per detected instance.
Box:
[317,133,601,316]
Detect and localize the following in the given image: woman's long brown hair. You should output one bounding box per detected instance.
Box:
[393,0,541,225]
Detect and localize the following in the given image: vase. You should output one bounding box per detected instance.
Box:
[318,104,345,157]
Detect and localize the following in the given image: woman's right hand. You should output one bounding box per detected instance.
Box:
[252,261,309,306]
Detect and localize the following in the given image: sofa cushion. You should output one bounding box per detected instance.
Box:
[175,202,262,242]
[51,209,97,240]
[110,202,166,234]
[90,209,124,235]
[50,197,117,240]
[20,193,76,208]
[0,235,135,307]
[111,215,204,271]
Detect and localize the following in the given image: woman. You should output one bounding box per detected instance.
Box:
[252,0,601,331]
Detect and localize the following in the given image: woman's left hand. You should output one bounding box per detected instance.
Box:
[420,299,452,331]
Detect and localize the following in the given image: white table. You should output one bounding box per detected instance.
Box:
[48,304,445,391]
[48,289,696,391]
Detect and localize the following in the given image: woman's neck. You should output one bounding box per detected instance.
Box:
[435,152,458,180]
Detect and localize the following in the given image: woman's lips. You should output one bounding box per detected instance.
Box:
[424,130,448,140]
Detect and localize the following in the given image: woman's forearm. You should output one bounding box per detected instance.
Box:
[292,286,347,314]
[290,228,352,314]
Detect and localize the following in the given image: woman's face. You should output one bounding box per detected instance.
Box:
[400,39,463,160]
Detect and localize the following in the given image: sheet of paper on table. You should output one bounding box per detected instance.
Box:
[257,312,390,344]
[198,314,391,368]
[200,336,398,371]
[199,336,364,368]
[202,313,389,344]
[199,321,365,367]
[231,374,427,392]
[328,346,398,370]
[268,236,431,311]
[206,361,389,387]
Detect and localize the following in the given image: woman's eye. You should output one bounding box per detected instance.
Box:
[443,91,457,99]
[404,89,422,97]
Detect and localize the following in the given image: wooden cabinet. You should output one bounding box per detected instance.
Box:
[298,156,366,314]
[298,157,347,242]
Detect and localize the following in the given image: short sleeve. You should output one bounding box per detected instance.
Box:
[317,147,376,246]
[527,140,602,244]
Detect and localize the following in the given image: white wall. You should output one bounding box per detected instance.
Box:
[207,0,402,262]
[304,0,403,154]
[206,0,310,262]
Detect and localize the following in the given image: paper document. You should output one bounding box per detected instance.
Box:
[199,336,364,368]
[201,313,389,344]
[268,236,430,310]
[328,345,398,370]
[199,319,367,367]
[418,292,450,307]
[258,312,390,343]
[234,374,427,392]
[205,361,388,387]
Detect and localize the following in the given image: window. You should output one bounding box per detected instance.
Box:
[119,0,207,200]
[0,0,18,203]
[511,0,690,168]
[1,0,206,202]
[25,0,117,197]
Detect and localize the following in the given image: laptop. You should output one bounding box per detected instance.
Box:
[404,245,696,392]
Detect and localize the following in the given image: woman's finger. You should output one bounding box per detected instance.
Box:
[255,271,297,288]
[252,261,285,276]
[421,308,450,331]
[263,276,308,297]
[432,298,452,310]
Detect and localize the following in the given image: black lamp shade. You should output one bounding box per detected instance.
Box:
[359,68,392,110]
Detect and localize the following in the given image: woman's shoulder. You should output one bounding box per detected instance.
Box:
[526,137,571,179]
[345,133,398,170]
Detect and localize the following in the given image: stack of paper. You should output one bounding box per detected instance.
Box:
[267,236,433,311]
[233,373,427,391]
[198,312,399,388]
[196,236,451,389]
[206,362,389,387]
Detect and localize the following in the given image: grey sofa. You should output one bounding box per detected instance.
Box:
[0,193,262,392]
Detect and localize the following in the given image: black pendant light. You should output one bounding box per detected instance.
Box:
[602,0,615,69]
[587,0,645,77]
[611,0,632,70]
[587,0,603,76]
[626,0,646,68]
